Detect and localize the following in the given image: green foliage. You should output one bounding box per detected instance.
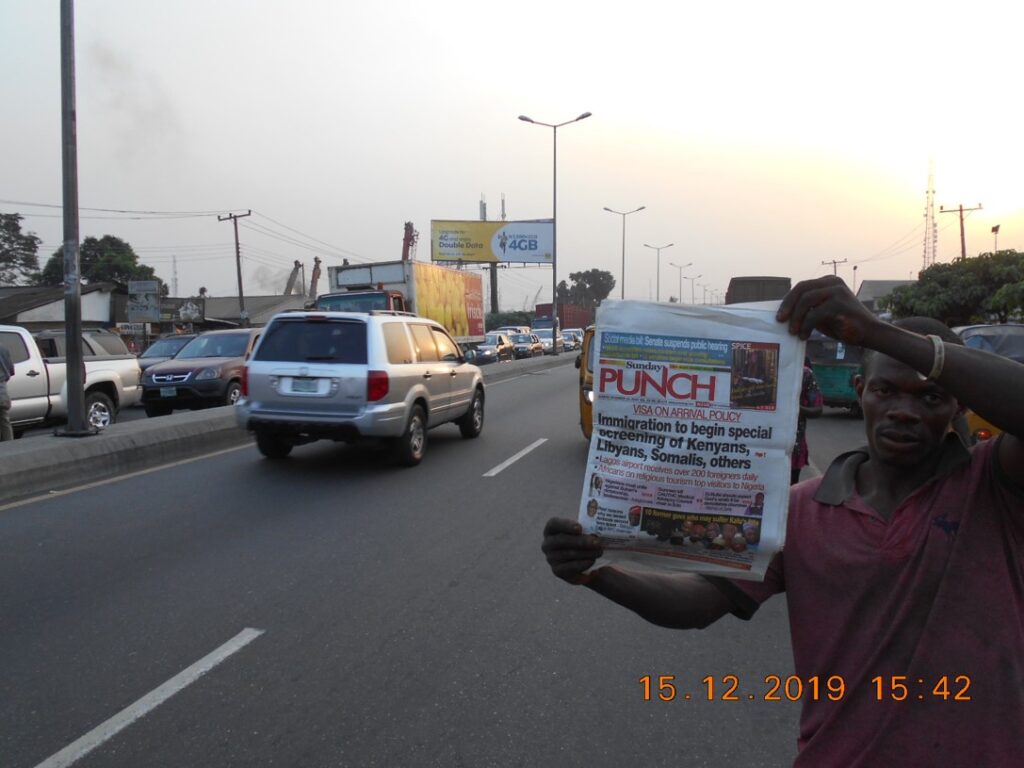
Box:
[883,250,1024,325]
[555,269,616,308]
[486,310,534,331]
[0,213,42,285]
[39,235,164,292]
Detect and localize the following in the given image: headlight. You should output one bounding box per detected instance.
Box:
[195,367,222,381]
[585,388,595,403]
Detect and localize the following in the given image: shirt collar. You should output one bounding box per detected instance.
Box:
[813,432,971,506]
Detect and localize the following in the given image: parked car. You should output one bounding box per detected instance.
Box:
[141,328,260,417]
[0,324,142,433]
[236,311,485,464]
[510,333,543,359]
[474,332,514,364]
[137,334,197,372]
[533,328,565,355]
[563,328,584,351]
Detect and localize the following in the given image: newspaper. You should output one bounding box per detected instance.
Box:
[578,300,804,581]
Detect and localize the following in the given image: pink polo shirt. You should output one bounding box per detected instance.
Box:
[721,436,1024,767]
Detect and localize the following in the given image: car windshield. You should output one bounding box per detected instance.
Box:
[140,337,191,358]
[484,334,502,346]
[511,334,532,343]
[176,333,250,359]
[961,326,1024,362]
[535,329,552,339]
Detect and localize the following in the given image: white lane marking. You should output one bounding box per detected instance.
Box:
[0,443,253,512]
[483,438,547,477]
[34,627,265,768]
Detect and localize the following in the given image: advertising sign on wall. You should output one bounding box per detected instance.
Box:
[127,280,160,322]
[430,220,554,264]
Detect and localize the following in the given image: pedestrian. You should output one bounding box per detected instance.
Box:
[541,275,1024,766]
[0,342,15,442]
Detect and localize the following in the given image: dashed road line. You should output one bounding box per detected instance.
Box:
[34,627,265,768]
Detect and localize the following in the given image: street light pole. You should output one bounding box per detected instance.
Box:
[669,262,692,304]
[519,112,592,353]
[682,274,702,304]
[603,206,645,299]
[643,243,675,302]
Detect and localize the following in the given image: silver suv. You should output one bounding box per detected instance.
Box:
[236,311,485,464]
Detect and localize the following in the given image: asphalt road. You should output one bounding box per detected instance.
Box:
[2,369,868,768]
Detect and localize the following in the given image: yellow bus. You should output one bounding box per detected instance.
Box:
[574,325,596,440]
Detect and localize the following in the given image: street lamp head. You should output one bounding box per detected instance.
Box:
[636,206,646,212]
[576,112,592,121]
[603,207,614,213]
[518,115,534,123]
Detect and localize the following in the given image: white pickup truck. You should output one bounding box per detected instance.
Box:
[0,324,143,435]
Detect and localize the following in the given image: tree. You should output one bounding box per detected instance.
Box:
[555,269,616,308]
[39,235,164,292]
[884,251,1024,325]
[0,213,42,285]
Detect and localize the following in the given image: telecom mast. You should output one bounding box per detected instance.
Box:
[922,162,938,270]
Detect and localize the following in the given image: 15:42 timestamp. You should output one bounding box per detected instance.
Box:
[871,675,972,701]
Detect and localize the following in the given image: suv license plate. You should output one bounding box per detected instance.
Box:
[292,377,318,393]
[160,387,176,397]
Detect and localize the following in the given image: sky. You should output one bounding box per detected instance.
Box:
[3,1,1023,311]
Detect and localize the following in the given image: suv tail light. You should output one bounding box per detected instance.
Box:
[367,370,389,401]
[241,365,249,396]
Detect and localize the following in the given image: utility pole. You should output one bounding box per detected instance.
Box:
[172,254,179,296]
[219,210,251,325]
[822,258,847,275]
[940,203,982,261]
[59,0,88,436]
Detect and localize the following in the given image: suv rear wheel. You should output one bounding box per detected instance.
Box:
[392,405,426,466]
[256,430,293,459]
[457,389,484,439]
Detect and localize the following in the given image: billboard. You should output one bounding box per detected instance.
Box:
[127,280,160,322]
[430,219,554,264]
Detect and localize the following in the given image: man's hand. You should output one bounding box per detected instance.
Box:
[542,517,604,585]
[776,275,881,344]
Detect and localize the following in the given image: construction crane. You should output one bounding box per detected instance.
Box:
[308,257,322,298]
[283,260,302,295]
[401,222,419,261]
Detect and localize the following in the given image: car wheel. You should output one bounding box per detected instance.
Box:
[457,388,484,439]
[224,381,242,406]
[144,402,172,418]
[85,391,116,430]
[256,430,293,459]
[392,404,426,466]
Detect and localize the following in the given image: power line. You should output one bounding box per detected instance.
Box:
[0,199,238,217]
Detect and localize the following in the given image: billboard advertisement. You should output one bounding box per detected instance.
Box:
[430,220,554,264]
[412,261,485,340]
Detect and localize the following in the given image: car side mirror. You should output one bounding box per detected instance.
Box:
[574,354,581,369]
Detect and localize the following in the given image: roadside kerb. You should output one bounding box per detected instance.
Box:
[0,354,574,505]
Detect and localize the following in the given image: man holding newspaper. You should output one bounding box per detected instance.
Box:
[542,275,1024,766]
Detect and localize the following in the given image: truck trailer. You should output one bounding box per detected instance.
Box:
[725,276,792,305]
[318,260,485,345]
[533,302,594,331]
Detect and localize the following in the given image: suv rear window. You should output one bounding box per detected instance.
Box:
[255,319,368,364]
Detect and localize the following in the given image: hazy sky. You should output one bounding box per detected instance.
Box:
[3,1,1021,310]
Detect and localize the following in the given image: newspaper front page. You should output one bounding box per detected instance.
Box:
[578,300,803,581]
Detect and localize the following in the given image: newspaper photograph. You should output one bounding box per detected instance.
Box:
[578,300,804,581]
